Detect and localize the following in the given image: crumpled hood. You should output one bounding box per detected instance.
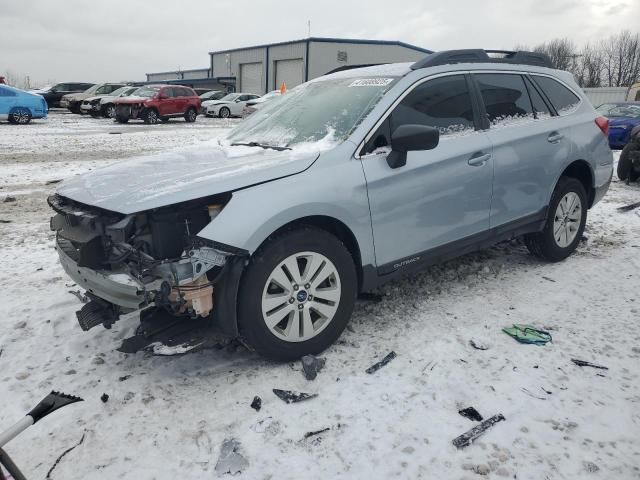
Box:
[64,92,88,101]
[115,96,151,104]
[56,140,320,214]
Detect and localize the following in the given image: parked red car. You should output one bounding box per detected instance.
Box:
[113,85,201,124]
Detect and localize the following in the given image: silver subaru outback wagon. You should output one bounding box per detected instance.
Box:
[49,49,613,360]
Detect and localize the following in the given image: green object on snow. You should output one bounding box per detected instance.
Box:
[502,324,552,345]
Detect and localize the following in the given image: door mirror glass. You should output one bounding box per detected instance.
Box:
[387,124,439,169]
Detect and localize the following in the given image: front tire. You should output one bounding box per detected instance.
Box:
[104,104,116,118]
[617,141,640,182]
[8,108,31,124]
[218,107,230,118]
[238,227,357,361]
[525,176,587,262]
[115,116,129,124]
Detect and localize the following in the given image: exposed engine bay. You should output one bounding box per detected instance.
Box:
[48,193,236,341]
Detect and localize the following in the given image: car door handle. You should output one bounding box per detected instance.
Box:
[468,153,491,167]
[547,132,564,143]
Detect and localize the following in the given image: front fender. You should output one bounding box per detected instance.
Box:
[196,147,375,266]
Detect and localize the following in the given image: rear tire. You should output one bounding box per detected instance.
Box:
[238,227,357,361]
[184,107,197,123]
[115,116,129,124]
[525,176,587,262]
[143,109,159,124]
[617,142,640,182]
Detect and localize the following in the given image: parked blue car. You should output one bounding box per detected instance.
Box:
[0,84,48,124]
[596,102,640,149]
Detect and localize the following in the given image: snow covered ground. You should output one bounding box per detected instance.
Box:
[1,113,639,479]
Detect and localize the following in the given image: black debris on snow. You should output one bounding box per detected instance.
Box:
[571,359,609,370]
[100,393,109,403]
[452,414,506,449]
[301,355,326,380]
[366,351,397,374]
[304,427,331,439]
[250,396,262,411]
[272,389,317,404]
[458,407,483,422]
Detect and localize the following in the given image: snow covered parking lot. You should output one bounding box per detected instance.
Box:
[1,112,639,479]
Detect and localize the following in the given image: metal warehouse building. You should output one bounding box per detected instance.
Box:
[146,37,431,94]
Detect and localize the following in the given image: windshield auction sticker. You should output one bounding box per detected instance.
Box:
[348,78,394,87]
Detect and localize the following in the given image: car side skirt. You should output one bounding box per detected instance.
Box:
[361,207,547,291]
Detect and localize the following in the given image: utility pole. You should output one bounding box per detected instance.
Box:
[307,20,311,37]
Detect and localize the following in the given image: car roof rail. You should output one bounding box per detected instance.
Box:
[410,49,553,70]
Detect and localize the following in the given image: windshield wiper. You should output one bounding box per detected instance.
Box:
[231,142,291,151]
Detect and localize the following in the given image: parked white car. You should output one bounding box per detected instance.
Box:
[80,86,139,117]
[60,83,127,113]
[205,93,260,118]
[242,90,282,117]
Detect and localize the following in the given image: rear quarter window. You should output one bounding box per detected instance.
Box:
[532,76,581,115]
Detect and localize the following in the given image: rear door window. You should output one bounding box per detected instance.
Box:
[524,77,552,119]
[362,74,476,154]
[474,73,534,126]
[531,76,581,115]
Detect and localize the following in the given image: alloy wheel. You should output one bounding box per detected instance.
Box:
[12,109,30,124]
[106,105,116,118]
[261,251,341,342]
[553,192,582,248]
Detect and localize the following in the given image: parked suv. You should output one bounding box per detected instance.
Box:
[31,82,94,108]
[113,85,201,124]
[60,83,127,114]
[49,50,613,360]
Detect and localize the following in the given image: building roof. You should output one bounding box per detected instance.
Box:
[145,67,210,76]
[208,37,432,55]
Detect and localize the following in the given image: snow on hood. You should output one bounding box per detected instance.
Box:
[56,139,321,214]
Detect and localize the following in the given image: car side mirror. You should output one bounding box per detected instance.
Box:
[386,124,440,169]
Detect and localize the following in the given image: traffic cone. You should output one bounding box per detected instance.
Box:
[280,82,287,94]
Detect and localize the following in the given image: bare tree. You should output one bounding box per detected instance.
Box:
[601,30,640,87]
[532,38,580,73]
[574,42,604,88]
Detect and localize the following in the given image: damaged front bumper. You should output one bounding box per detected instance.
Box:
[57,237,148,310]
[49,193,238,341]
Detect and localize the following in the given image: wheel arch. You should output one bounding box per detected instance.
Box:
[559,159,595,207]
[263,215,364,291]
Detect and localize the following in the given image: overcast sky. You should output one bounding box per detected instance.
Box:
[1,0,638,86]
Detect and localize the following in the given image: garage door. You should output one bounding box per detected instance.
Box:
[240,62,263,94]
[275,59,304,90]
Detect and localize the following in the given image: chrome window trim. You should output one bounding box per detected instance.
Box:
[353,68,583,160]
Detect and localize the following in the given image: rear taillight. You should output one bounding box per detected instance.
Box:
[595,116,609,136]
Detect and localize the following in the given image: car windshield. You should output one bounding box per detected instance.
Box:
[134,87,160,98]
[220,93,240,102]
[201,91,222,99]
[109,86,129,97]
[607,105,640,118]
[123,87,139,96]
[83,84,101,94]
[227,77,398,148]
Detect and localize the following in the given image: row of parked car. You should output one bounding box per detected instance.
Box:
[22,81,282,124]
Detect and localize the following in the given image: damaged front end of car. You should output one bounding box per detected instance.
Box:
[48,192,245,353]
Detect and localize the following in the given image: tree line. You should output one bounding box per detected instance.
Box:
[516,30,640,88]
